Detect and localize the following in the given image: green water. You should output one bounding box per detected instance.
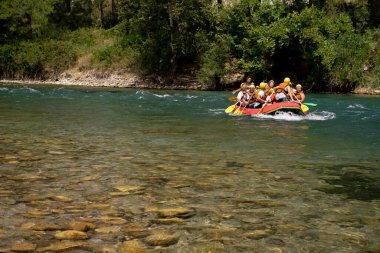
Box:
[0,84,379,252]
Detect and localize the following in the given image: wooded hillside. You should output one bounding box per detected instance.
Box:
[1,0,379,91]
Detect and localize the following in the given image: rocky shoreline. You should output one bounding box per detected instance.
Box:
[0,70,214,91]
[1,71,380,95]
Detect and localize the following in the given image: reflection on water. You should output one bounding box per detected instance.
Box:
[0,85,379,252]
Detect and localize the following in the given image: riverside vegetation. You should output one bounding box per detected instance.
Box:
[0,0,380,92]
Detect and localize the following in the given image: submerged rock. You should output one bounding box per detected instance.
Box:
[54,230,88,240]
[121,240,151,253]
[112,185,144,194]
[157,207,194,218]
[153,217,185,224]
[50,195,72,202]
[98,217,127,225]
[145,231,179,246]
[69,221,96,232]
[245,229,273,239]
[125,226,150,238]
[47,150,66,155]
[95,227,121,234]
[39,241,85,251]
[11,242,37,252]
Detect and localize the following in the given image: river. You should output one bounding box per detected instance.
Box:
[0,84,379,252]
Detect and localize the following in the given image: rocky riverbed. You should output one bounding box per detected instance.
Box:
[1,148,379,252]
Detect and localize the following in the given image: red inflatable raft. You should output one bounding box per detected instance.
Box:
[226,102,307,115]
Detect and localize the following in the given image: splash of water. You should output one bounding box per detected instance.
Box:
[252,111,336,121]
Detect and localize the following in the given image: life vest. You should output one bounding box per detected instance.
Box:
[253,89,261,101]
[276,82,289,94]
[254,89,268,103]
[295,90,304,101]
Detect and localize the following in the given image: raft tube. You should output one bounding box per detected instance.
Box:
[229,102,305,115]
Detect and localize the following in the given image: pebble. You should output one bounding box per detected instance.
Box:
[69,221,96,231]
[156,207,194,218]
[4,154,17,160]
[11,242,37,252]
[121,240,151,253]
[277,223,306,233]
[98,217,127,225]
[54,230,88,240]
[153,217,185,224]
[30,223,62,231]
[113,185,144,193]
[86,204,111,209]
[39,241,85,251]
[125,226,150,238]
[145,231,179,246]
[51,195,72,202]
[95,227,121,234]
[48,150,66,155]
[245,230,273,239]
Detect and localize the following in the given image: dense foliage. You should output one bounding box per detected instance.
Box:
[0,0,379,91]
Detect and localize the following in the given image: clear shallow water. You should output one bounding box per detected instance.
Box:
[0,84,379,252]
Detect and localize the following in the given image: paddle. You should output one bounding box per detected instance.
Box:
[257,102,267,114]
[289,88,309,114]
[303,102,317,106]
[228,97,236,102]
[225,103,237,113]
[234,92,255,115]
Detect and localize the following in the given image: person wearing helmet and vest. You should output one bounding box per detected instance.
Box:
[236,87,250,107]
[246,84,257,108]
[294,84,305,102]
[233,76,254,94]
[249,82,267,108]
[274,77,295,102]
[268,80,275,94]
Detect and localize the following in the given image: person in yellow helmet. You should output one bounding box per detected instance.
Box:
[236,87,250,107]
[246,84,257,108]
[293,84,305,102]
[268,80,275,94]
[232,76,254,94]
[273,77,295,102]
[249,82,269,108]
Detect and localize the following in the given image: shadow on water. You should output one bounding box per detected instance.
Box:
[315,164,380,201]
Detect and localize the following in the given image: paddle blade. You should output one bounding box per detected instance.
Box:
[225,105,236,113]
[301,104,309,113]
[233,107,243,115]
[228,97,236,102]
[303,102,317,106]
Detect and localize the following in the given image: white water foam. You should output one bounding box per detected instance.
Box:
[0,87,9,92]
[10,87,40,94]
[185,94,198,99]
[347,104,366,109]
[252,111,336,121]
[153,93,171,98]
[208,109,225,115]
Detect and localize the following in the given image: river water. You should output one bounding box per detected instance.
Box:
[0,84,379,252]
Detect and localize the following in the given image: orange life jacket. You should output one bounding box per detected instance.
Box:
[295,91,304,101]
[276,82,289,94]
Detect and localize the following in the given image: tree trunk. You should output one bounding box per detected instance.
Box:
[168,5,176,72]
[111,0,116,14]
[99,0,104,28]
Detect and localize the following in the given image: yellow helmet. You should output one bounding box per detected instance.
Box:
[259,82,266,89]
[296,84,302,89]
[284,77,291,83]
[249,84,255,89]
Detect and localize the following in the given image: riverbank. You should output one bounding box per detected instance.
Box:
[0,70,215,91]
[2,75,380,95]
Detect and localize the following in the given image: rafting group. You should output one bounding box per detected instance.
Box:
[225,76,310,115]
